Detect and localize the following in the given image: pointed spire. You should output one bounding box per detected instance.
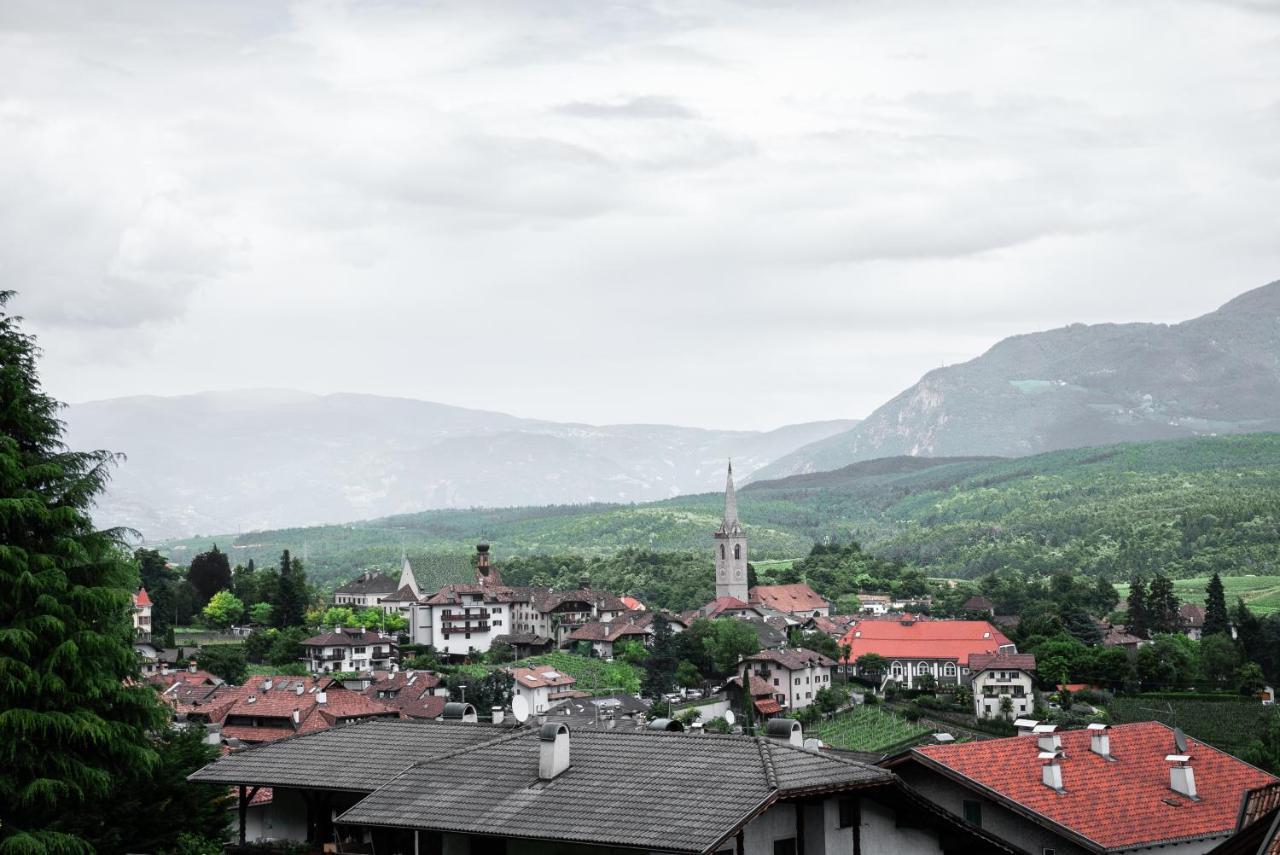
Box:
[398,549,419,597]
[723,459,739,528]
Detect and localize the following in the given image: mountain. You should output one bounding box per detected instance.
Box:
[158,434,1280,594]
[752,280,1280,480]
[63,389,857,539]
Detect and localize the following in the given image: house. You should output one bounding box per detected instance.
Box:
[1102,623,1145,650]
[1181,603,1207,641]
[361,670,448,720]
[132,588,153,642]
[567,611,653,658]
[333,570,401,608]
[961,595,995,616]
[191,716,1020,853]
[543,693,650,728]
[510,664,580,714]
[968,652,1036,720]
[802,614,860,639]
[738,649,837,712]
[1206,781,1280,854]
[857,594,892,615]
[891,721,1279,854]
[841,617,1016,689]
[216,676,400,744]
[696,595,766,620]
[620,595,645,611]
[300,627,398,673]
[750,583,831,618]
[491,632,555,659]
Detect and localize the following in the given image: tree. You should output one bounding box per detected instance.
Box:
[1147,574,1181,635]
[855,653,889,679]
[135,548,181,639]
[446,670,513,713]
[1061,605,1103,646]
[200,590,244,629]
[616,640,649,667]
[187,546,232,605]
[248,602,274,625]
[58,726,231,854]
[788,629,840,660]
[1203,573,1231,637]
[641,614,677,699]
[486,641,515,665]
[1126,576,1149,639]
[197,644,248,684]
[266,628,307,667]
[703,619,760,676]
[272,549,310,629]
[1238,662,1266,697]
[0,293,168,855]
[1089,576,1120,616]
[1199,634,1240,688]
[813,686,845,714]
[675,660,702,689]
[1136,634,1197,690]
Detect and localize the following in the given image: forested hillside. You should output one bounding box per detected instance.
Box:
[159,433,1280,591]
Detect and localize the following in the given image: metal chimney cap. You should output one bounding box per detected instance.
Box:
[766,718,802,738]
[646,718,684,732]
[1087,723,1110,731]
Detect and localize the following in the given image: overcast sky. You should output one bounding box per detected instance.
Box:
[7,0,1280,430]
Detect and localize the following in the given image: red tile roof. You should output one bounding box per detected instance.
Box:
[700,596,756,618]
[132,588,152,607]
[839,619,1012,665]
[912,722,1278,851]
[511,665,577,690]
[743,649,836,671]
[749,584,828,614]
[968,652,1037,673]
[620,596,645,611]
[754,699,783,715]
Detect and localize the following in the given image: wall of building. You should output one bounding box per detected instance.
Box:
[972,669,1034,719]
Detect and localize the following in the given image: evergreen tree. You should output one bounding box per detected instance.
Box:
[186,545,231,604]
[272,548,310,629]
[1147,574,1181,634]
[1126,575,1150,639]
[1203,572,1231,637]
[0,292,166,854]
[641,613,676,699]
[1090,576,1119,616]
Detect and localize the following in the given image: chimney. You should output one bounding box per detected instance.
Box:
[263,679,273,691]
[539,722,571,781]
[1088,723,1113,760]
[188,660,197,673]
[296,685,304,696]
[492,706,504,725]
[292,708,300,724]
[1034,724,1060,753]
[1167,755,1198,799]
[1040,750,1065,792]
[316,691,328,704]
[766,718,804,747]
[1014,718,1039,736]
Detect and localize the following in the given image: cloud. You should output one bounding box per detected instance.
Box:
[556,96,698,120]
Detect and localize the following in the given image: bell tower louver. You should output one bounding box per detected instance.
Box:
[713,461,749,601]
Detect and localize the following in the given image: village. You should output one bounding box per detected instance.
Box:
[132,466,1280,855]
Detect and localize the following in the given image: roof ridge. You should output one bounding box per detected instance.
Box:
[755,738,779,791]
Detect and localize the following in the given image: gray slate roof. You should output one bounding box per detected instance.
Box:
[337,728,892,853]
[187,718,509,792]
[334,571,400,596]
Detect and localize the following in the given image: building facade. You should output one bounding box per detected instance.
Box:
[968,652,1036,720]
[739,649,838,712]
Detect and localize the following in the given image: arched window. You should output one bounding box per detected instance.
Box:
[944,662,957,677]
[733,544,741,560]
[891,662,903,677]
[720,544,725,559]
[918,662,930,675]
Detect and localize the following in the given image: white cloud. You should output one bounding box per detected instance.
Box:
[4,0,1279,428]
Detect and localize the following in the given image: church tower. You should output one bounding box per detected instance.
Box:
[713,461,749,601]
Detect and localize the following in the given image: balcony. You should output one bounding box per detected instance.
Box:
[442,622,490,635]
[441,609,490,621]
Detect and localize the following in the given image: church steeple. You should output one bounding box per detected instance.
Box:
[713,460,749,601]
[398,548,420,598]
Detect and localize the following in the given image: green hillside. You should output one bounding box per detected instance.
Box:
[159,433,1280,591]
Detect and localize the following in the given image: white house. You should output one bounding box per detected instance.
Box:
[510,664,580,714]
[300,628,397,674]
[332,571,400,608]
[738,649,837,712]
[968,652,1036,720]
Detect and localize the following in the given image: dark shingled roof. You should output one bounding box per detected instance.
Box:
[334,571,400,596]
[337,728,892,853]
[188,718,508,792]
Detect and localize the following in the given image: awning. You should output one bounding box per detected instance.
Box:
[754,699,783,715]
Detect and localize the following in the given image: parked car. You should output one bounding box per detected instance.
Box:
[685,689,704,700]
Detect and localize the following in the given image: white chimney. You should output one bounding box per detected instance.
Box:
[263,679,273,691]
[1040,750,1064,791]
[1167,755,1197,799]
[296,685,304,696]
[1035,724,1060,753]
[539,723,571,781]
[188,661,197,673]
[1088,723,1112,759]
[1014,719,1038,735]
[492,707,504,725]
[292,709,300,724]
[766,718,804,747]
[316,691,327,704]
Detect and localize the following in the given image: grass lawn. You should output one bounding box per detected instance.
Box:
[1115,575,1280,615]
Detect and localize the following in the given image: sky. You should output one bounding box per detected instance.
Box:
[6,0,1280,431]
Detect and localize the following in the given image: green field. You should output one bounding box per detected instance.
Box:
[812,706,931,753]
[1115,575,1280,615]
[1109,695,1279,757]
[510,651,642,696]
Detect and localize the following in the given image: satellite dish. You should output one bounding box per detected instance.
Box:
[724,710,736,726]
[512,695,530,724]
[1174,727,1188,753]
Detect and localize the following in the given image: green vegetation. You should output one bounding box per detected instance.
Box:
[1117,575,1280,615]
[513,651,643,695]
[159,434,1280,592]
[1109,695,1280,759]
[812,706,931,753]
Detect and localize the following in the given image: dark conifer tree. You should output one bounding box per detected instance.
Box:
[1147,573,1181,635]
[0,292,166,854]
[186,544,231,603]
[272,548,310,628]
[1203,572,1231,637]
[1126,575,1150,639]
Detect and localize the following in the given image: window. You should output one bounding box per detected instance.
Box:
[963,800,982,827]
[773,678,779,686]
[944,662,956,676]
[794,678,801,685]
[838,797,859,828]
[720,544,725,559]
[734,544,741,560]
[772,839,796,855]
[354,646,367,654]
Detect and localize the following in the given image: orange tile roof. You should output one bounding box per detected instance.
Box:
[839,618,1011,665]
[912,722,1278,851]
[133,588,152,607]
[749,584,828,614]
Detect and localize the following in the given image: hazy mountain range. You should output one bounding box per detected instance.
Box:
[753,280,1280,480]
[64,389,856,539]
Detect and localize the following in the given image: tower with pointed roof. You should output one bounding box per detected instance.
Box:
[397,548,420,598]
[713,461,749,601]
